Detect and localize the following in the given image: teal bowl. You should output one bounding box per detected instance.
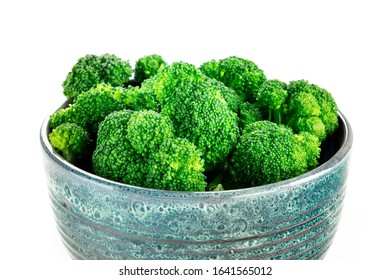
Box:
[40,109,352,260]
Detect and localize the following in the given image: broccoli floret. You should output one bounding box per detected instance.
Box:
[92,109,206,191]
[117,85,160,112]
[126,110,175,157]
[226,121,312,188]
[134,54,167,84]
[198,59,220,80]
[206,77,242,113]
[49,105,77,130]
[49,123,92,165]
[62,54,132,98]
[142,61,206,101]
[141,62,240,170]
[241,119,281,135]
[146,138,206,191]
[294,132,321,170]
[287,116,326,142]
[162,80,239,170]
[206,78,263,132]
[50,84,129,134]
[256,79,288,124]
[92,110,146,186]
[237,101,263,132]
[200,56,267,102]
[286,80,338,140]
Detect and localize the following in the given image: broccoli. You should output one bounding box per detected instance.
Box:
[141,60,206,101]
[126,110,175,157]
[134,54,167,84]
[285,80,338,141]
[294,132,321,170]
[226,121,320,189]
[199,56,267,102]
[206,77,242,114]
[92,109,206,191]
[256,79,288,124]
[92,110,146,186]
[48,53,340,192]
[141,62,240,170]
[49,123,92,165]
[236,101,263,132]
[117,86,161,112]
[50,84,129,134]
[62,54,132,98]
[145,138,206,191]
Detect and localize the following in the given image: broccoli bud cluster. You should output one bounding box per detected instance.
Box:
[48,53,339,191]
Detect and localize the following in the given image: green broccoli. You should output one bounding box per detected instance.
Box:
[92,110,147,186]
[62,54,132,98]
[285,80,338,140]
[145,138,206,191]
[50,84,129,134]
[236,101,263,132]
[134,54,167,84]
[141,60,206,101]
[226,121,319,189]
[116,86,160,112]
[206,77,242,114]
[256,79,288,124]
[200,56,267,102]
[126,110,175,157]
[206,78,262,132]
[48,53,341,192]
[141,62,240,170]
[92,109,206,191]
[198,59,220,80]
[49,123,92,165]
[294,132,321,170]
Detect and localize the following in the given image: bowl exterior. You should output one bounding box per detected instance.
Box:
[41,114,352,260]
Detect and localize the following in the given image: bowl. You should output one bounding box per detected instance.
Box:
[40,106,352,260]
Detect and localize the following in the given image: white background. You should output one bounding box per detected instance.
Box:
[1,0,389,278]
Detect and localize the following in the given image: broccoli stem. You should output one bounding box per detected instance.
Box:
[61,147,76,164]
[273,107,282,124]
[206,161,230,191]
[207,171,225,191]
[268,107,282,124]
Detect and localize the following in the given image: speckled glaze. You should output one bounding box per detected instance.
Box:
[40,110,352,260]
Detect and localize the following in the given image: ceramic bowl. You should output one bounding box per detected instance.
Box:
[40,107,352,260]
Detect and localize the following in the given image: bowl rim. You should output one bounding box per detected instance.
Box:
[40,109,353,198]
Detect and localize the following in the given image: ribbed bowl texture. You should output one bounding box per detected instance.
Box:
[40,109,352,260]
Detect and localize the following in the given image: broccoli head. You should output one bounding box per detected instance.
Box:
[145,138,206,191]
[227,121,311,188]
[286,80,338,140]
[92,110,146,186]
[162,80,239,170]
[50,84,129,134]
[294,132,321,170]
[197,59,220,80]
[49,123,92,165]
[200,56,267,102]
[92,109,206,191]
[140,62,240,170]
[134,54,167,84]
[236,101,263,132]
[256,79,288,124]
[116,86,160,112]
[126,110,175,157]
[62,54,132,98]
[141,61,205,101]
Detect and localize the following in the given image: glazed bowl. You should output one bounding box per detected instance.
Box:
[40,107,352,260]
